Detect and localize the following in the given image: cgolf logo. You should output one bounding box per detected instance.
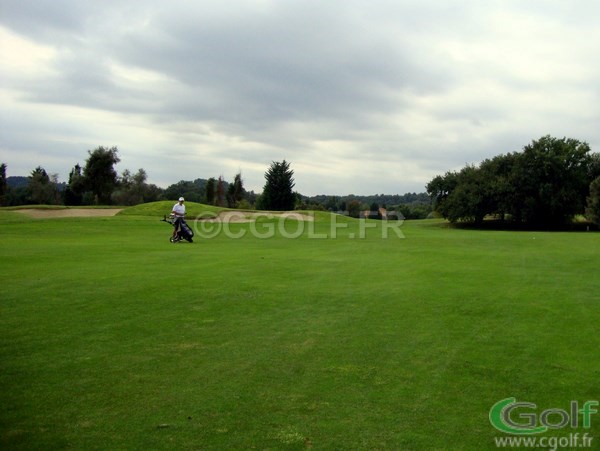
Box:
[489,397,598,435]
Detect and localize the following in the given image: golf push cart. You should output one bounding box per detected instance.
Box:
[162,214,194,243]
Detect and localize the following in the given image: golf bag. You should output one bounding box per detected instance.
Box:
[162,215,194,243]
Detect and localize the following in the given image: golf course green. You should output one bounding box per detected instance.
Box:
[1,202,598,449]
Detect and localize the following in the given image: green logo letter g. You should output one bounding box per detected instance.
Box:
[489,397,548,435]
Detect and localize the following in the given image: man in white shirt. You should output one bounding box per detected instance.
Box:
[171,197,186,239]
[172,197,186,218]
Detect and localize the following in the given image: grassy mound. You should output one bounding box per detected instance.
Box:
[118,202,358,223]
[117,201,223,218]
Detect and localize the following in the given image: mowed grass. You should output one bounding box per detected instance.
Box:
[0,207,598,450]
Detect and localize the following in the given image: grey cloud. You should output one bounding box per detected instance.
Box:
[9,1,451,123]
[1,0,599,195]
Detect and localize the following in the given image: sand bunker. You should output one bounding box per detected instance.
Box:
[16,208,313,222]
[200,211,314,223]
[17,208,123,218]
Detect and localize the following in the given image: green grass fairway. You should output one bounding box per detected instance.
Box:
[1,206,599,449]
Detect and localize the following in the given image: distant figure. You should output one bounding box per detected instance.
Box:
[171,197,186,237]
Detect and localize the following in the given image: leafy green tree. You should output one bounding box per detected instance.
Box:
[438,154,520,223]
[164,179,205,203]
[83,146,120,204]
[439,165,492,224]
[112,168,151,205]
[324,196,340,211]
[586,177,600,226]
[426,170,459,219]
[346,199,363,218]
[258,160,296,211]
[28,166,59,204]
[428,136,595,226]
[132,169,162,203]
[589,153,600,182]
[396,203,432,220]
[510,136,592,226]
[142,183,164,203]
[478,153,520,220]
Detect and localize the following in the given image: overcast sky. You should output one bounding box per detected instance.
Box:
[1,0,599,196]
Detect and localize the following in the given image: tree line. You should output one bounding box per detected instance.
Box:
[0,149,289,210]
[297,192,431,219]
[426,135,600,227]
[1,151,431,215]
[0,146,257,209]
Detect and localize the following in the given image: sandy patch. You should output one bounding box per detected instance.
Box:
[199,211,314,223]
[17,208,123,218]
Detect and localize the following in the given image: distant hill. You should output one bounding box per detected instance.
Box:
[7,176,67,191]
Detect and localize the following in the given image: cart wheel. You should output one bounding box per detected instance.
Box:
[170,236,176,243]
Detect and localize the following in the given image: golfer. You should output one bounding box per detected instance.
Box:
[171,197,186,238]
[172,197,186,218]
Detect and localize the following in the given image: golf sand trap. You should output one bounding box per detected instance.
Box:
[200,211,314,223]
[16,209,314,222]
[17,208,123,218]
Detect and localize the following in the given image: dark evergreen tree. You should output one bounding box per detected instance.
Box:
[216,176,226,207]
[258,160,296,211]
[226,172,245,208]
[205,177,216,205]
[0,163,7,206]
[64,164,85,206]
